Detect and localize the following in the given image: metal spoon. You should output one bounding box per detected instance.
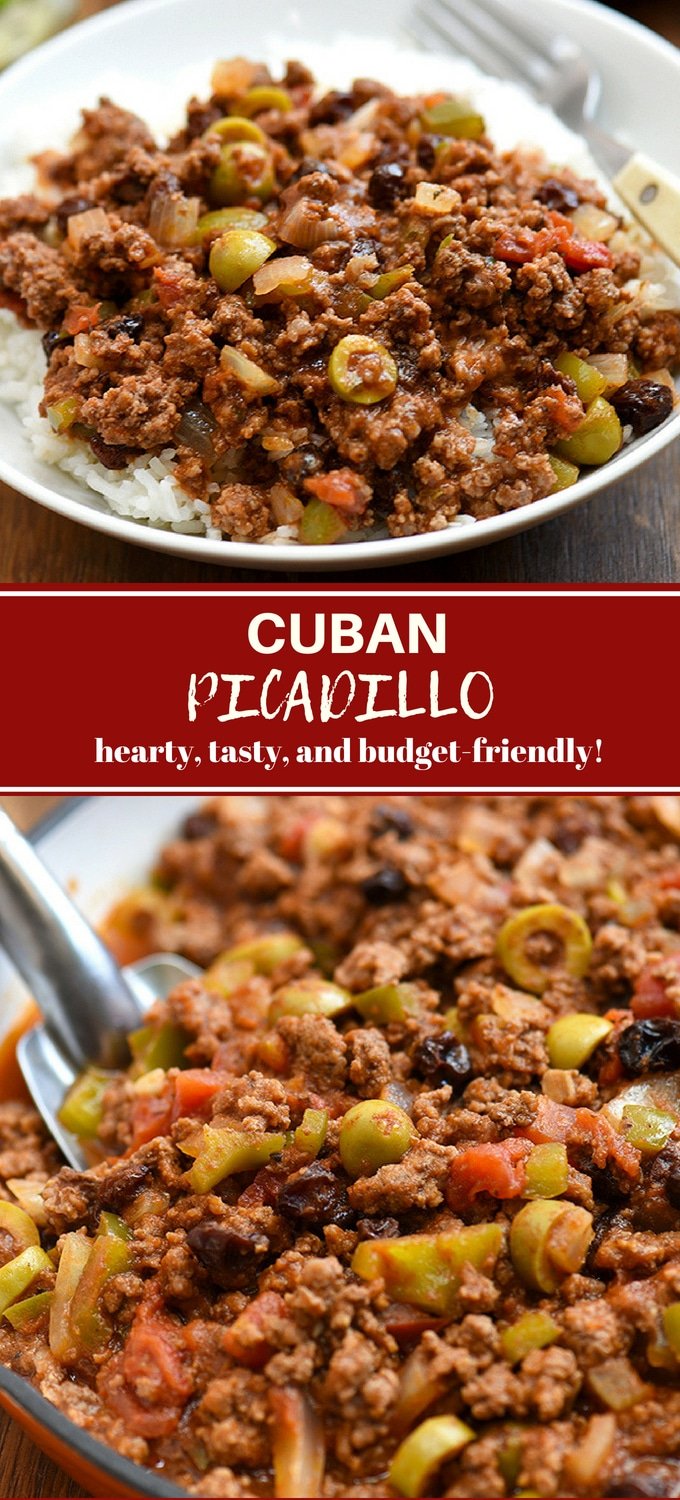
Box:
[0,808,200,1170]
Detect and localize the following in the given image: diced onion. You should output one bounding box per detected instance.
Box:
[221,345,278,394]
[67,207,109,251]
[211,57,260,98]
[270,1388,325,1500]
[177,403,217,460]
[73,333,99,369]
[414,182,461,215]
[269,484,304,525]
[148,192,200,249]
[586,354,630,393]
[587,1357,651,1412]
[571,203,620,243]
[564,1414,616,1490]
[651,796,680,836]
[253,255,313,296]
[278,198,342,250]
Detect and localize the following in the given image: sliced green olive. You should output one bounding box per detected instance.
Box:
[510,1199,593,1293]
[0,1200,40,1254]
[209,142,276,207]
[500,1310,560,1365]
[217,933,305,975]
[524,1142,569,1199]
[549,454,580,491]
[496,903,593,994]
[268,979,352,1024]
[328,334,398,406]
[420,97,486,139]
[547,1013,613,1070]
[294,1108,328,1158]
[555,352,608,404]
[339,1099,415,1179]
[619,1103,676,1154]
[554,396,622,467]
[209,229,276,292]
[353,983,421,1024]
[194,207,269,243]
[298,498,348,546]
[204,115,267,145]
[239,85,293,116]
[389,1415,475,1497]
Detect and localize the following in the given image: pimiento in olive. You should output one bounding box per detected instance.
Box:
[411,1032,472,1089]
[610,380,674,437]
[361,866,408,904]
[368,162,409,210]
[276,1162,355,1228]
[617,1018,680,1076]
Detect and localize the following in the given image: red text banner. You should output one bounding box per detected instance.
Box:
[0,588,675,791]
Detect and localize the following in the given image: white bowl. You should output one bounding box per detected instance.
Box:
[0,0,678,571]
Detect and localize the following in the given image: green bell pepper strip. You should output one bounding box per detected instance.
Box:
[353,984,421,1024]
[389,1415,475,1497]
[184,1126,286,1193]
[59,1068,111,1138]
[352,1223,502,1316]
[3,1290,53,1330]
[294,1109,328,1158]
[69,1235,131,1354]
[129,1022,187,1076]
[0,1199,40,1253]
[0,1246,52,1316]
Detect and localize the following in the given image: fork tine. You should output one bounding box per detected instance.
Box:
[410,0,529,85]
[416,0,554,91]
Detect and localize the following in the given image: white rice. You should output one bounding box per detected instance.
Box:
[0,38,678,542]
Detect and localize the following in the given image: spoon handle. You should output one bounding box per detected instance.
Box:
[0,808,142,1067]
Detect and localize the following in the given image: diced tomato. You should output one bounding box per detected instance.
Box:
[303,467,371,517]
[495,212,612,273]
[104,1309,192,1437]
[153,264,186,309]
[446,1138,532,1209]
[522,1096,576,1145]
[632,953,680,1018]
[658,869,680,891]
[63,303,101,335]
[129,1089,173,1152]
[223,1291,285,1368]
[278,817,312,862]
[172,1068,227,1121]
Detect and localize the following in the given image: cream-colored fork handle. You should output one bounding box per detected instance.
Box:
[613,152,680,268]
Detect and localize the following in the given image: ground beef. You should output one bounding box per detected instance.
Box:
[4,794,680,1499]
[0,63,676,546]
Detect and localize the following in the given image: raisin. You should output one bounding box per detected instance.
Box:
[105,313,144,342]
[98,1159,153,1213]
[290,157,333,183]
[276,1162,354,1229]
[536,178,579,213]
[650,1145,680,1209]
[187,1221,269,1289]
[54,195,94,235]
[42,329,70,361]
[610,380,674,437]
[411,1032,472,1088]
[617,1018,680,1075]
[361,867,408,904]
[416,136,437,171]
[371,804,414,840]
[309,90,355,125]
[356,1216,401,1240]
[88,435,137,470]
[182,811,218,840]
[367,162,408,210]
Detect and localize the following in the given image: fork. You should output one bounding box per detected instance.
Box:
[409,0,680,267]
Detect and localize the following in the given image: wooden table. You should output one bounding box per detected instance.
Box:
[0,3,677,585]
